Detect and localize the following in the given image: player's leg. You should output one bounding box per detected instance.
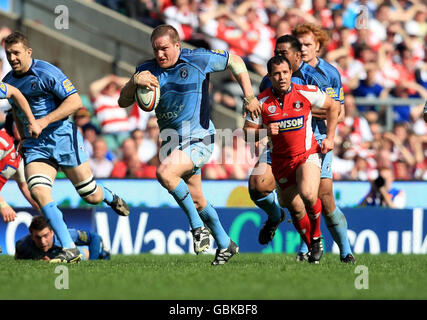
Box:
[62,161,129,216]
[25,161,77,250]
[279,186,310,261]
[186,174,238,265]
[319,151,354,262]
[185,172,231,249]
[319,178,354,262]
[277,185,311,249]
[156,148,206,230]
[249,160,284,244]
[296,159,323,263]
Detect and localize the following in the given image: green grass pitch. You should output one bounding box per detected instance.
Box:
[1,253,426,300]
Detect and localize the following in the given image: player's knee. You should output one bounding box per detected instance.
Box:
[74,176,102,204]
[299,189,317,207]
[289,210,304,221]
[248,174,275,200]
[156,164,171,187]
[27,174,53,203]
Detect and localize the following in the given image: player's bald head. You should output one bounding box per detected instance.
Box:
[151,24,180,44]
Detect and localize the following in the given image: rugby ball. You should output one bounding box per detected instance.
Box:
[135,86,160,112]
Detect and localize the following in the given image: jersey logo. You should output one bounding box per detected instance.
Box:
[210,49,226,57]
[77,230,88,242]
[293,100,303,111]
[0,83,6,95]
[276,116,304,132]
[325,87,338,98]
[62,79,75,93]
[180,67,188,79]
[31,81,37,90]
[339,88,344,101]
[267,105,276,114]
[1,164,18,179]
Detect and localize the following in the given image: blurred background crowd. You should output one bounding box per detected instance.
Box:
[1,0,426,183]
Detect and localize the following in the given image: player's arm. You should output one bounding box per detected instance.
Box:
[0,193,17,223]
[227,53,261,120]
[316,94,339,154]
[243,120,264,142]
[73,229,102,260]
[311,98,343,121]
[36,93,83,131]
[5,84,41,138]
[118,70,159,108]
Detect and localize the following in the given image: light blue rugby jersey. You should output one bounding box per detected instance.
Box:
[0,82,7,98]
[136,48,229,140]
[312,57,344,141]
[2,59,77,139]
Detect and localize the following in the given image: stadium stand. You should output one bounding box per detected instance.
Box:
[1,0,426,183]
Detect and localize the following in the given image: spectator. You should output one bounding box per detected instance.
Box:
[333,0,359,29]
[163,0,208,48]
[89,74,132,151]
[237,2,273,76]
[110,138,156,178]
[131,128,157,164]
[89,137,114,178]
[360,167,406,208]
[81,122,101,159]
[73,107,93,129]
[368,3,393,44]
[353,63,386,113]
[123,0,163,28]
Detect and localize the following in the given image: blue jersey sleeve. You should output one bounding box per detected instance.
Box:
[184,48,229,74]
[70,229,102,260]
[0,82,7,99]
[259,75,271,92]
[37,62,77,101]
[319,59,344,104]
[330,70,344,104]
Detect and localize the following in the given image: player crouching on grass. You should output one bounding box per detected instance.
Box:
[15,215,110,261]
[243,56,339,263]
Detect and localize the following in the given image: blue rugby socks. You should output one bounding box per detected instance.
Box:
[199,203,230,249]
[99,184,114,204]
[254,192,282,223]
[41,201,75,249]
[170,179,204,230]
[324,207,352,258]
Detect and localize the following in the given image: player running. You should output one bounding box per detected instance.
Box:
[2,31,130,264]
[293,23,354,263]
[118,24,261,265]
[248,35,334,253]
[244,55,339,263]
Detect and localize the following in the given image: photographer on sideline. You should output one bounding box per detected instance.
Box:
[360,167,406,209]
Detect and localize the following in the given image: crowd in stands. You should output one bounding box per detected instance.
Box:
[1,0,427,184]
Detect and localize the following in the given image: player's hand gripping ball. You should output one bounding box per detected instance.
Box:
[135,85,160,112]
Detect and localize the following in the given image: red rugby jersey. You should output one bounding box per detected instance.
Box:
[0,129,21,190]
[249,84,327,158]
